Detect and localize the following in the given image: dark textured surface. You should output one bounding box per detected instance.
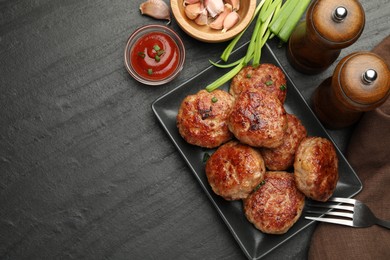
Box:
[0,0,389,259]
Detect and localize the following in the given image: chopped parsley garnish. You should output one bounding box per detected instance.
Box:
[211,97,218,103]
[147,68,153,75]
[265,80,273,86]
[253,180,266,192]
[246,73,252,78]
[280,84,286,91]
[138,52,145,58]
[152,45,164,62]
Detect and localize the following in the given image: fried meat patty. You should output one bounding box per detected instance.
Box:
[228,88,288,148]
[230,64,287,103]
[260,114,307,170]
[294,137,339,202]
[205,141,266,200]
[177,89,234,148]
[243,171,305,234]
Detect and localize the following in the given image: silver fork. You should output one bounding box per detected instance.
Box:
[305,197,390,229]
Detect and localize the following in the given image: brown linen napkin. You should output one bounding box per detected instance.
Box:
[308,35,390,259]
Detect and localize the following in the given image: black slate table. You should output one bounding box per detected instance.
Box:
[1,1,389,259]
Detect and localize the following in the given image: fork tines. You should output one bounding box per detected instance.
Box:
[305,197,356,226]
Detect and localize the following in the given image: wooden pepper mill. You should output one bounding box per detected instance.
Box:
[312,51,390,129]
[287,0,365,74]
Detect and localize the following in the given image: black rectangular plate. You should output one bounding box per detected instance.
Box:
[151,42,362,259]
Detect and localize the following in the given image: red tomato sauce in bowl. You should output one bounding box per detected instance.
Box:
[125,25,185,85]
[131,32,179,80]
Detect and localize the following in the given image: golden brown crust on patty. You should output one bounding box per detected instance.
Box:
[243,171,305,234]
[229,64,287,103]
[260,114,307,170]
[177,89,234,148]
[228,88,288,148]
[205,141,266,200]
[294,137,339,202]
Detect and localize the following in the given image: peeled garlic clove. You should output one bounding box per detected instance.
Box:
[185,2,203,20]
[209,4,232,30]
[183,0,200,6]
[204,0,224,18]
[195,8,208,25]
[140,0,171,22]
[224,0,240,11]
[222,11,239,33]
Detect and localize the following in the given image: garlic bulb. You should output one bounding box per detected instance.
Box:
[139,0,171,22]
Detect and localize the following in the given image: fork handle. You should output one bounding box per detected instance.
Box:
[376,218,390,229]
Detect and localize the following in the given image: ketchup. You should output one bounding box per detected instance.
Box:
[130,32,180,81]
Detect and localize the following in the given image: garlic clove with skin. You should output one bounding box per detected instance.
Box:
[222,11,239,33]
[184,2,203,20]
[224,0,240,11]
[139,0,171,22]
[195,8,208,25]
[183,0,201,6]
[195,1,208,26]
[209,4,232,30]
[204,0,224,18]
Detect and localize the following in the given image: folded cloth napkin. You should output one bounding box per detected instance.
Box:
[308,35,390,259]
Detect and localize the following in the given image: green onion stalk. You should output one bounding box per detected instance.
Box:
[206,0,311,92]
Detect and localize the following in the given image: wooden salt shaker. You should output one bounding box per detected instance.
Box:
[312,52,390,129]
[287,0,365,74]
